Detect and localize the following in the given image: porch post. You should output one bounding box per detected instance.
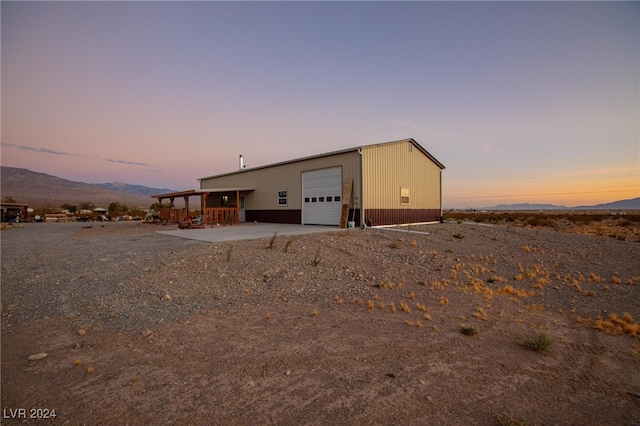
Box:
[202,193,208,224]
[169,197,175,222]
[157,197,164,221]
[235,190,240,224]
[183,196,190,221]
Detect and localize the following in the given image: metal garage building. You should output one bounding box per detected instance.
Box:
[153,138,444,227]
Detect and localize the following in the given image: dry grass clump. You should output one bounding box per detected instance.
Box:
[415,303,428,312]
[496,285,533,298]
[496,411,531,426]
[473,307,487,320]
[284,236,295,253]
[588,272,603,283]
[524,304,544,313]
[312,247,321,266]
[594,313,639,336]
[471,264,491,275]
[267,230,278,249]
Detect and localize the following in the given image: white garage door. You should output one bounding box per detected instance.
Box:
[302,167,343,226]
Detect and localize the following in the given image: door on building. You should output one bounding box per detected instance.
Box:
[240,195,245,222]
[302,166,343,225]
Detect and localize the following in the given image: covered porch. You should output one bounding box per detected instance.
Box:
[151,188,253,226]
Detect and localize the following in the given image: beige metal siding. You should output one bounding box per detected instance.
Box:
[362,141,441,209]
[200,151,362,211]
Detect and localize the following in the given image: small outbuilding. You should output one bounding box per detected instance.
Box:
[153,138,445,227]
[1,202,30,222]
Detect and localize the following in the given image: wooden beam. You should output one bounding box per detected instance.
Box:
[236,190,240,224]
[202,193,208,224]
[340,179,353,228]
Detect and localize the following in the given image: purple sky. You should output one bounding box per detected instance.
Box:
[2,1,638,208]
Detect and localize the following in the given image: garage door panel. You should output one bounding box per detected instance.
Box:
[303,167,342,226]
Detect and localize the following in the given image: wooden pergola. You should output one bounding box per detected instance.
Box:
[151,188,252,226]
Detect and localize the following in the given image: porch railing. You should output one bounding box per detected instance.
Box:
[159,207,238,225]
[203,207,238,224]
[159,208,187,223]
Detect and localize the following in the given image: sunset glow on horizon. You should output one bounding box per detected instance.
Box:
[2,2,638,209]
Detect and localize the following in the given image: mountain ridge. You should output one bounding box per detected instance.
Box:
[477,198,640,211]
[1,166,178,209]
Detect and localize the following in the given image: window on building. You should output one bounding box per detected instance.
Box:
[277,190,288,207]
[221,195,229,206]
[401,188,410,205]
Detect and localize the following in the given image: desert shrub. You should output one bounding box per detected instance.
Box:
[524,331,554,354]
[625,214,640,223]
[617,218,632,227]
[526,217,539,227]
[488,213,501,223]
[460,324,477,336]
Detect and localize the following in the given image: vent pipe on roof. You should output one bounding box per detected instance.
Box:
[239,155,244,170]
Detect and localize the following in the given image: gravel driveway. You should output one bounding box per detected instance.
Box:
[1,222,205,328]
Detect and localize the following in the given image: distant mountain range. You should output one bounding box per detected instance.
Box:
[3,166,638,211]
[1,166,177,209]
[478,198,640,211]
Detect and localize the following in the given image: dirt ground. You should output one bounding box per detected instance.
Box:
[2,219,640,425]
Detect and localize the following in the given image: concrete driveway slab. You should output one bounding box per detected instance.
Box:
[156,223,348,243]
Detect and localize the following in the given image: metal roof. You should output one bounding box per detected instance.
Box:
[151,188,254,199]
[198,138,445,182]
